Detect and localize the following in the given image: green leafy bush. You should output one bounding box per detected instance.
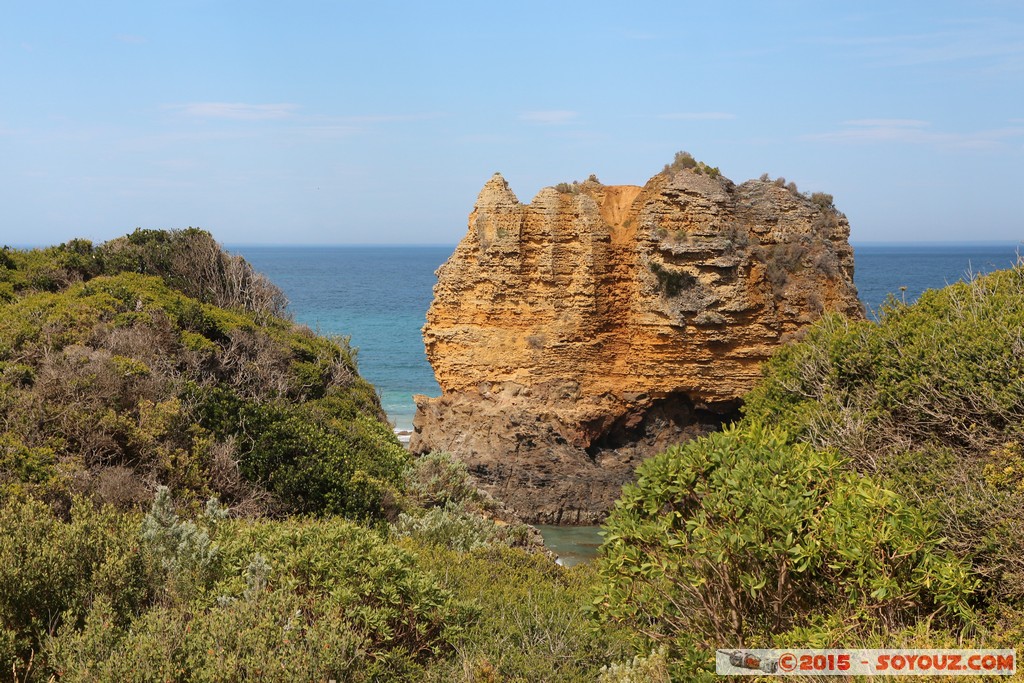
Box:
[664,151,698,172]
[49,591,368,683]
[0,489,471,681]
[405,451,483,510]
[140,486,220,599]
[662,151,720,178]
[395,452,533,551]
[0,497,153,679]
[597,647,670,683]
[395,505,506,552]
[742,263,1024,612]
[410,543,631,683]
[594,424,975,676]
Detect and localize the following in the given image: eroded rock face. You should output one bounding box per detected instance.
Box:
[411,166,863,524]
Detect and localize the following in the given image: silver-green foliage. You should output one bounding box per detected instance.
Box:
[140,486,217,576]
[597,647,671,683]
[395,504,504,552]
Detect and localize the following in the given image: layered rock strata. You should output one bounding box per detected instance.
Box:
[411,165,863,524]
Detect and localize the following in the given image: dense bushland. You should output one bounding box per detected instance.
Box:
[1,232,621,681]
[1,469,622,681]
[1,493,472,681]
[0,231,404,518]
[5,229,1023,681]
[0,228,286,317]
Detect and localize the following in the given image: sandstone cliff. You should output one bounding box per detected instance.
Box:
[411,160,863,524]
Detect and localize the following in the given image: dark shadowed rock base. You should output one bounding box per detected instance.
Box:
[411,391,739,524]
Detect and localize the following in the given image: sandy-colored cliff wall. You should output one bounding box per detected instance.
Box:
[412,163,863,524]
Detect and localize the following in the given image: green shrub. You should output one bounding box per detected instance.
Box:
[209,516,466,675]
[140,486,221,599]
[0,497,153,679]
[664,151,698,173]
[809,191,835,210]
[598,647,671,683]
[0,433,59,498]
[95,228,288,318]
[410,543,631,682]
[49,592,368,683]
[236,405,408,518]
[746,266,1024,455]
[395,452,537,553]
[742,265,1024,611]
[762,241,809,293]
[662,151,721,179]
[38,503,469,682]
[594,424,975,676]
[649,262,696,297]
[405,451,483,510]
[395,505,506,552]
[0,243,403,520]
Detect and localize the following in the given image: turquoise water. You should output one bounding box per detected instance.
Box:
[233,243,1020,431]
[534,525,605,566]
[235,246,452,431]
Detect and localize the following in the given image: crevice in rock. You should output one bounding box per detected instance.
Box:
[584,392,741,457]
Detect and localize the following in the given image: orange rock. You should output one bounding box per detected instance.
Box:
[412,165,863,524]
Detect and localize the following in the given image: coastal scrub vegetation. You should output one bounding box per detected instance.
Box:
[648,261,696,298]
[742,263,1024,624]
[0,230,402,518]
[554,174,603,195]
[595,424,975,677]
[4,229,1024,680]
[664,150,720,179]
[0,231,629,681]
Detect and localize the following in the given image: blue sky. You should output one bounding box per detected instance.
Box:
[1,1,1022,245]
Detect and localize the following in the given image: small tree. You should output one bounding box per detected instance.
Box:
[141,486,219,596]
[664,151,698,173]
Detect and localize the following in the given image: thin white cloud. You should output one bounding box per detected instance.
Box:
[164,105,442,133]
[624,30,657,41]
[290,124,362,139]
[658,112,737,121]
[519,110,579,125]
[171,102,301,121]
[805,119,1024,149]
[843,118,929,128]
[288,113,442,139]
[115,34,146,44]
[338,113,444,124]
[814,19,1024,74]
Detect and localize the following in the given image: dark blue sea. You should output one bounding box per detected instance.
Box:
[234,243,1021,432]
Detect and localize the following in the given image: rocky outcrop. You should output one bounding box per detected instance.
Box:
[411,163,863,524]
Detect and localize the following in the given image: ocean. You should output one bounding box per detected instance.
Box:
[235,243,1021,432]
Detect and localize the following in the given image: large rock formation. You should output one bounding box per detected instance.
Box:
[411,161,863,524]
